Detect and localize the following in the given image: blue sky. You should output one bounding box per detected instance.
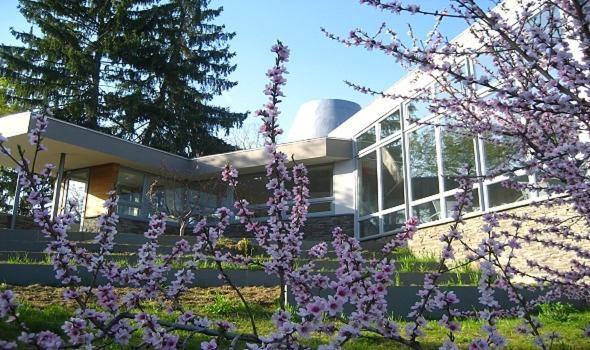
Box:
[0,0,478,142]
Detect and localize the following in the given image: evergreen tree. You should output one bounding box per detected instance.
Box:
[0,0,127,130]
[0,78,18,117]
[112,0,244,156]
[0,78,21,214]
[0,0,244,156]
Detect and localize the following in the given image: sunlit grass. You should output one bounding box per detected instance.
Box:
[1,285,588,349]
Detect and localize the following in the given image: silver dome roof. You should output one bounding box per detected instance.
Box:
[286,99,361,142]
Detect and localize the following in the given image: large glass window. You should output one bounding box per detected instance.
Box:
[412,200,440,224]
[407,95,431,122]
[117,169,145,217]
[236,165,334,218]
[409,126,439,200]
[307,165,333,198]
[382,210,405,233]
[487,176,530,207]
[484,134,523,172]
[359,217,379,238]
[358,151,378,216]
[64,169,89,226]
[195,178,228,220]
[309,201,332,213]
[357,127,376,151]
[444,189,480,217]
[381,139,405,209]
[239,173,269,205]
[354,57,546,239]
[441,127,476,190]
[380,110,401,138]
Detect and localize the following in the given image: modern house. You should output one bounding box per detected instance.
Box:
[0,104,356,238]
[0,75,531,243]
[0,0,567,251]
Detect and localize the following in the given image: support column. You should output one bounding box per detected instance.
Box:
[9,172,22,229]
[51,153,66,219]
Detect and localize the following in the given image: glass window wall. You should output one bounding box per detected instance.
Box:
[354,59,538,239]
[409,126,439,200]
[381,139,404,209]
[358,151,378,217]
[441,127,477,190]
[359,216,379,238]
[380,110,401,138]
[117,168,145,217]
[382,210,405,233]
[357,127,376,151]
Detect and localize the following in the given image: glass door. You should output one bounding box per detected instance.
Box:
[64,169,89,231]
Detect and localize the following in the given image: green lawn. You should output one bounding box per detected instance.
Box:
[1,285,589,349]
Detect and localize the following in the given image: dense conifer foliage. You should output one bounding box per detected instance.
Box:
[0,0,244,156]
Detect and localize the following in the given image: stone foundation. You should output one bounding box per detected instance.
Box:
[364,203,590,279]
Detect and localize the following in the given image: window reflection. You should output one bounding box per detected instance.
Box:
[444,189,480,217]
[487,177,530,207]
[409,126,439,200]
[412,200,440,224]
[194,179,227,219]
[380,110,401,138]
[383,210,405,233]
[381,139,405,209]
[117,168,144,217]
[307,165,333,198]
[441,128,476,190]
[117,169,144,203]
[359,217,379,238]
[64,169,89,225]
[239,173,269,205]
[358,151,378,216]
[357,127,376,151]
[485,138,520,172]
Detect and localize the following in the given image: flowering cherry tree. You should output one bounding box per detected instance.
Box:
[322,0,590,348]
[0,0,590,347]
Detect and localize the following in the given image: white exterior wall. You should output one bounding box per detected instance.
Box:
[332,159,356,215]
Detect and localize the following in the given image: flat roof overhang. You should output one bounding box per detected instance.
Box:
[0,112,353,179]
[194,137,352,176]
[0,112,192,176]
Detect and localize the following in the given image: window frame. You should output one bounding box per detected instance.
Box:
[116,167,148,219]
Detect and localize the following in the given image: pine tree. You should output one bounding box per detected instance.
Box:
[0,78,21,214]
[0,78,18,117]
[0,0,244,156]
[0,0,127,130]
[112,0,244,156]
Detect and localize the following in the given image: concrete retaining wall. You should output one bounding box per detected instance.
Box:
[0,264,280,287]
[365,203,590,280]
[287,286,588,320]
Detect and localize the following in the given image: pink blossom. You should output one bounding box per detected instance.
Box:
[201,339,217,350]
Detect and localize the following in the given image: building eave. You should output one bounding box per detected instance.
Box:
[0,112,352,179]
